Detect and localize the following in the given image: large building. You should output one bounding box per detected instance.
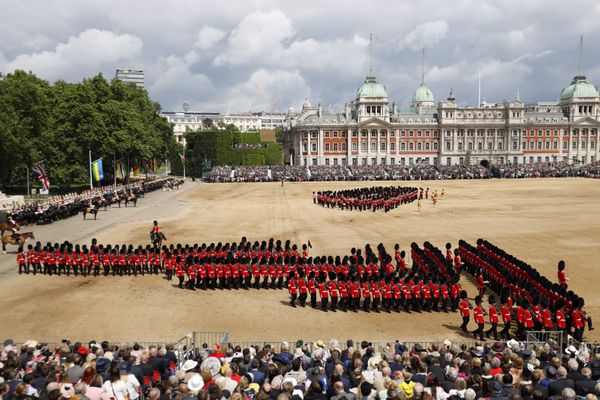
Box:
[115,68,145,88]
[160,110,220,145]
[221,112,289,132]
[286,73,600,166]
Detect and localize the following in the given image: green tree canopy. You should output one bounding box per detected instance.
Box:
[0,71,178,188]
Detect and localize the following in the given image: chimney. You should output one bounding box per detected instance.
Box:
[318,103,322,118]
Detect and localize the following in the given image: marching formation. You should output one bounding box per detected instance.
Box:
[13,232,593,343]
[314,186,419,212]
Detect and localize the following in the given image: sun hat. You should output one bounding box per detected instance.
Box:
[187,373,204,392]
[181,359,198,372]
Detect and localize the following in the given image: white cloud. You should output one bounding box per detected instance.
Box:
[224,68,310,111]
[402,20,449,50]
[214,9,294,67]
[4,29,143,81]
[194,26,226,50]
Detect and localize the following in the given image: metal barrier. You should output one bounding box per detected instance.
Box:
[524,330,565,353]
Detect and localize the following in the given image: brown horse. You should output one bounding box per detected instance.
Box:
[2,231,35,253]
[0,221,27,237]
[83,204,99,220]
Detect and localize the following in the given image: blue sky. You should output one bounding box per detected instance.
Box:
[2,0,599,113]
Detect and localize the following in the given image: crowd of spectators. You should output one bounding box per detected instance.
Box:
[2,336,600,400]
[207,162,600,183]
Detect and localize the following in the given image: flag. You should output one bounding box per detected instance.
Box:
[179,153,186,162]
[33,162,50,191]
[116,159,125,179]
[141,159,150,172]
[132,159,139,177]
[92,158,104,181]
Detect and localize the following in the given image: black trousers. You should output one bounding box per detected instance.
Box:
[485,323,498,340]
[500,321,511,339]
[460,316,470,332]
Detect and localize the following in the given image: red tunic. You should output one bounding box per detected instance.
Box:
[459,299,470,318]
[474,305,485,324]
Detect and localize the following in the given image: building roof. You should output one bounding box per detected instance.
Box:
[356,75,388,99]
[560,75,599,100]
[412,84,435,103]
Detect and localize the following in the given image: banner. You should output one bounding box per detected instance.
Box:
[132,159,140,177]
[116,159,125,179]
[33,162,50,191]
[92,158,104,181]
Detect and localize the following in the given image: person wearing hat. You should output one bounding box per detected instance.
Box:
[459,291,470,333]
[497,295,511,340]
[119,361,141,400]
[485,295,500,341]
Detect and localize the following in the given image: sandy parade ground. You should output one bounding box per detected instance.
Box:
[0,178,599,344]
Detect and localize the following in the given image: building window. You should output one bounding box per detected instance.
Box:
[468,143,473,150]
[433,142,438,150]
[400,158,406,165]
[325,143,330,152]
[341,142,347,151]
[417,142,422,151]
[537,142,542,150]
[325,131,330,138]
[458,143,463,151]
[572,141,577,150]
[352,158,358,165]
[371,158,376,165]
[361,142,367,152]
[390,142,396,151]
[498,142,503,150]
[459,157,464,165]
[381,158,386,165]
[446,157,451,165]
[545,141,550,150]
[333,131,338,138]
[302,143,307,152]
[380,142,386,151]
[352,131,358,137]
[352,143,357,151]
[333,143,338,151]
[477,142,482,150]
[446,142,451,151]
[513,141,518,150]
[313,158,318,166]
[390,157,395,164]
[488,142,493,150]
[325,158,330,165]
[425,142,430,150]
[333,158,338,165]
[409,142,414,151]
[563,141,568,149]
[401,142,406,151]
[591,141,596,149]
[312,143,317,152]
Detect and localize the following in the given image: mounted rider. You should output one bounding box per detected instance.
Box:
[150,220,160,242]
[7,213,20,241]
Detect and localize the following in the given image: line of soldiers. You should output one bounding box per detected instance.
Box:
[458,239,592,342]
[16,241,165,276]
[313,186,418,212]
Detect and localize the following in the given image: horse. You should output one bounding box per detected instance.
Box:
[0,221,27,237]
[124,193,138,207]
[2,231,35,253]
[110,193,122,208]
[150,231,166,250]
[83,204,99,220]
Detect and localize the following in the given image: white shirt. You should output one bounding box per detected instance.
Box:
[102,380,128,400]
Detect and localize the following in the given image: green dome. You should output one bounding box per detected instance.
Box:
[356,75,388,98]
[412,84,434,103]
[560,76,599,100]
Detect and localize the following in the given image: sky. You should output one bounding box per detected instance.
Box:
[2,0,600,113]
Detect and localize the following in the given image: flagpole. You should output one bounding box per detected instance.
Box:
[183,144,186,180]
[26,166,30,200]
[89,149,93,190]
[113,153,117,186]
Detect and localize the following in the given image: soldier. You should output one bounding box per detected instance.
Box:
[459,290,470,333]
[500,295,513,340]
[472,296,485,340]
[485,295,499,340]
[175,262,184,288]
[319,279,329,311]
[288,272,298,307]
[308,273,317,308]
[557,260,568,289]
[298,275,308,307]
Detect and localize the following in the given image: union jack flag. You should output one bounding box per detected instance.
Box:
[33,162,50,191]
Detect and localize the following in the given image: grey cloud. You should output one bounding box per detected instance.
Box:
[1,0,600,112]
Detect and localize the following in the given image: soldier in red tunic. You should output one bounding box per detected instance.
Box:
[288,273,298,307]
[485,295,499,340]
[472,296,485,340]
[500,295,513,340]
[459,290,470,333]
